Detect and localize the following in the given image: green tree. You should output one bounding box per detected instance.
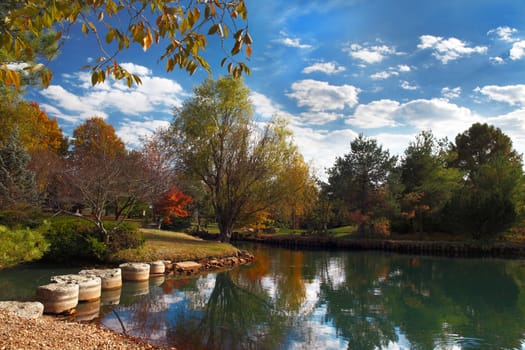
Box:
[1,0,251,89]
[168,77,298,242]
[327,134,397,235]
[0,128,38,208]
[447,123,523,239]
[400,131,462,234]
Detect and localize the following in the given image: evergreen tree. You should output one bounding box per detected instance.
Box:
[0,128,38,208]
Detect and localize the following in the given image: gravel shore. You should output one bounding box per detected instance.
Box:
[0,310,170,350]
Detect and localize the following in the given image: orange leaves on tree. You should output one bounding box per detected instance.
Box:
[154,186,193,224]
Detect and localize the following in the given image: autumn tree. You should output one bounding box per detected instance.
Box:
[400,131,462,234]
[0,128,38,208]
[446,123,523,239]
[1,0,251,89]
[153,186,192,229]
[327,134,397,236]
[168,77,299,242]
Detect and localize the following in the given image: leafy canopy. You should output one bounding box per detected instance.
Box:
[1,0,251,89]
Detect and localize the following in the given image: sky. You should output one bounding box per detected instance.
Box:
[25,0,525,180]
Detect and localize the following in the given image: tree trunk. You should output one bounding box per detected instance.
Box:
[218,220,233,242]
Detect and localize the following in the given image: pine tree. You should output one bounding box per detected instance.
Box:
[0,128,38,208]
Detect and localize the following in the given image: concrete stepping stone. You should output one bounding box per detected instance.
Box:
[50,274,102,301]
[79,268,122,290]
[75,299,101,322]
[0,301,44,319]
[162,260,173,272]
[101,288,121,306]
[36,282,79,314]
[148,261,166,275]
[119,262,150,281]
[175,261,202,273]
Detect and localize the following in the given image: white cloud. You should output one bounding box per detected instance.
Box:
[40,63,185,124]
[116,118,171,149]
[441,86,462,100]
[418,35,488,63]
[475,84,525,106]
[346,100,401,128]
[277,31,312,49]
[400,81,418,90]
[302,61,346,75]
[397,64,411,72]
[371,70,399,80]
[487,26,518,42]
[343,42,400,64]
[510,40,525,60]
[490,56,505,64]
[299,111,343,125]
[287,79,360,111]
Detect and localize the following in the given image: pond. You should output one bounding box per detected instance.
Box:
[2,244,525,349]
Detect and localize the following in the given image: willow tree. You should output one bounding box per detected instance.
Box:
[169,77,298,242]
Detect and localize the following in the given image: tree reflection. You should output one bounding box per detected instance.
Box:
[167,272,288,350]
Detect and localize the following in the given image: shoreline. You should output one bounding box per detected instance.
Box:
[235,234,525,258]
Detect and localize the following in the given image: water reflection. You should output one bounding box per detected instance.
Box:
[96,245,525,349]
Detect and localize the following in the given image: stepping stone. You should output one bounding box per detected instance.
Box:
[0,301,44,319]
[119,262,150,281]
[148,261,166,275]
[79,268,122,290]
[162,260,173,272]
[36,282,79,314]
[175,261,202,272]
[50,274,102,301]
[75,299,101,322]
[101,288,121,306]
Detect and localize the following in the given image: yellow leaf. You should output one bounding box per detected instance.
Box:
[143,29,152,51]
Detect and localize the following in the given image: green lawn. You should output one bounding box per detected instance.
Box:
[109,229,239,263]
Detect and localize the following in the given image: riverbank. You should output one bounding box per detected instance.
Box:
[237,234,525,258]
[0,309,168,349]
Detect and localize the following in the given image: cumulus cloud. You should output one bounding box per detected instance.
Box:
[343,42,400,64]
[277,31,312,49]
[418,35,488,63]
[116,118,171,149]
[346,100,401,128]
[400,81,418,90]
[287,79,360,111]
[302,61,346,75]
[488,26,518,42]
[371,65,411,80]
[441,86,462,100]
[510,41,525,60]
[475,84,525,106]
[39,63,186,125]
[298,111,343,125]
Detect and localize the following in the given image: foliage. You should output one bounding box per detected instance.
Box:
[327,134,397,235]
[399,130,462,234]
[0,204,44,229]
[445,124,523,239]
[0,128,38,208]
[153,186,193,228]
[1,0,251,89]
[0,224,49,268]
[168,77,300,242]
[71,117,126,157]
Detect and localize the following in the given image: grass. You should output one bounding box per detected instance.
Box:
[108,228,239,263]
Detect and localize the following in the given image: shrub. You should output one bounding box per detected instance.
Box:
[0,204,45,229]
[106,221,143,252]
[0,225,49,268]
[42,216,103,263]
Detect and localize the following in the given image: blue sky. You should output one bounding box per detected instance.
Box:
[26,0,525,179]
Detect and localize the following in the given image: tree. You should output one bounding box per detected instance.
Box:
[327,134,397,235]
[400,131,462,234]
[1,0,251,89]
[447,123,523,239]
[56,117,139,243]
[0,128,38,208]
[168,77,298,242]
[153,186,192,229]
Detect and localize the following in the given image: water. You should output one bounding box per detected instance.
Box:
[2,244,525,349]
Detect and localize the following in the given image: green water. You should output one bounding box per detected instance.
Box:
[2,245,525,349]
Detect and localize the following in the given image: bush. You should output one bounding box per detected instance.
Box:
[106,221,143,252]
[42,216,101,263]
[0,225,49,268]
[0,204,45,229]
